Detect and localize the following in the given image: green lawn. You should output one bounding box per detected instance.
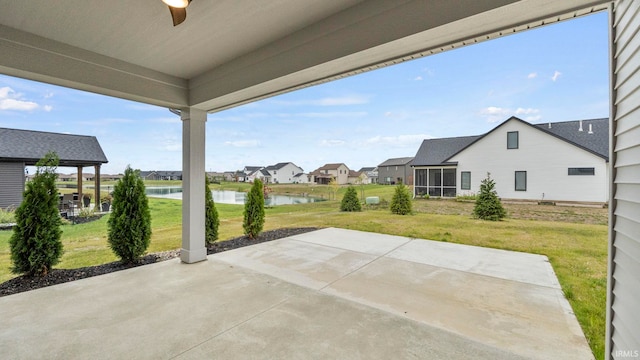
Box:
[0,184,608,359]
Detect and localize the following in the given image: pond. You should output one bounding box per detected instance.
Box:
[145,187,326,206]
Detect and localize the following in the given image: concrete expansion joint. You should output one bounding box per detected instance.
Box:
[318,237,413,292]
[170,297,291,359]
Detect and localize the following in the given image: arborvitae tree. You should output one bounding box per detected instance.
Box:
[390,183,412,215]
[340,185,362,212]
[473,173,506,221]
[10,152,63,276]
[107,166,152,263]
[243,179,265,239]
[205,175,220,244]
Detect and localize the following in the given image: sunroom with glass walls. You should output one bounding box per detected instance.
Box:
[414,167,456,197]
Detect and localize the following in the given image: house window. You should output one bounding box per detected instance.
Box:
[507,131,519,149]
[274,171,277,174]
[568,167,595,176]
[515,171,527,191]
[461,172,471,190]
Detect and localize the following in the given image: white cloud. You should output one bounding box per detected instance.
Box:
[551,71,562,82]
[527,72,537,79]
[43,105,53,112]
[319,139,346,147]
[364,134,431,147]
[480,106,541,123]
[0,86,47,111]
[224,140,260,148]
[414,76,423,81]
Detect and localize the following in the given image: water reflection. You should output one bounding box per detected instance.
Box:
[146,187,325,206]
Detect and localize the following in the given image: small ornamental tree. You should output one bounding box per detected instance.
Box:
[473,173,506,221]
[340,186,361,212]
[390,183,412,215]
[10,152,63,276]
[205,175,220,244]
[107,166,152,263]
[243,179,265,239]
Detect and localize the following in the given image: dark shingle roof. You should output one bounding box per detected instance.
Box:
[412,117,609,166]
[265,162,291,170]
[358,167,376,172]
[0,128,108,166]
[378,157,414,167]
[318,163,347,170]
[412,136,480,166]
[533,118,608,160]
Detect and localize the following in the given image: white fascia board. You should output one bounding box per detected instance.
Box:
[0,24,188,108]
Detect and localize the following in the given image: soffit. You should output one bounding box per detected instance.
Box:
[0,0,611,112]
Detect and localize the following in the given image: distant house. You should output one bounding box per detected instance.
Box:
[377,157,414,185]
[139,171,159,180]
[206,172,225,182]
[241,166,263,182]
[264,162,304,184]
[0,127,108,208]
[292,173,309,184]
[223,172,236,182]
[310,163,350,185]
[358,167,378,184]
[101,174,123,181]
[140,170,182,180]
[347,170,369,184]
[412,117,609,203]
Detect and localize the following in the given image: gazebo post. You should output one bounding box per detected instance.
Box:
[77,166,83,207]
[94,165,101,210]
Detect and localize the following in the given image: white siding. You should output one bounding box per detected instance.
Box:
[450,120,609,203]
[0,162,25,208]
[270,163,303,184]
[608,0,640,358]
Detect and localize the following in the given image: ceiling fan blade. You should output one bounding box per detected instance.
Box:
[168,6,187,26]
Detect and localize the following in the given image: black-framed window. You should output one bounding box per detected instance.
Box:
[515,171,527,191]
[461,171,471,190]
[507,131,519,149]
[568,167,595,176]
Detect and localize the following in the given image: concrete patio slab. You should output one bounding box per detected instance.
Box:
[0,228,593,359]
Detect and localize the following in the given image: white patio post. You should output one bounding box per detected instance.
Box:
[180,107,207,263]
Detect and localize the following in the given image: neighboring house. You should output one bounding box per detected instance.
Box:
[347,170,369,184]
[140,171,182,180]
[223,172,236,182]
[101,174,123,181]
[378,157,414,185]
[264,162,304,184]
[292,173,309,184]
[0,128,108,208]
[412,117,609,203]
[245,167,265,183]
[358,167,378,184]
[241,166,263,182]
[206,172,225,182]
[310,163,350,185]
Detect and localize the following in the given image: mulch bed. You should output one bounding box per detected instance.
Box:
[0,227,319,298]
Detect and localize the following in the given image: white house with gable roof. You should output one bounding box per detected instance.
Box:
[412,117,609,203]
[264,162,304,184]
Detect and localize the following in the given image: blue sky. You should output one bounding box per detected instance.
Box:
[0,12,609,175]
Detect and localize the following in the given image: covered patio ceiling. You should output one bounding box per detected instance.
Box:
[0,0,609,113]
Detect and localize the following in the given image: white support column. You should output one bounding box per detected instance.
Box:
[180,107,207,263]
